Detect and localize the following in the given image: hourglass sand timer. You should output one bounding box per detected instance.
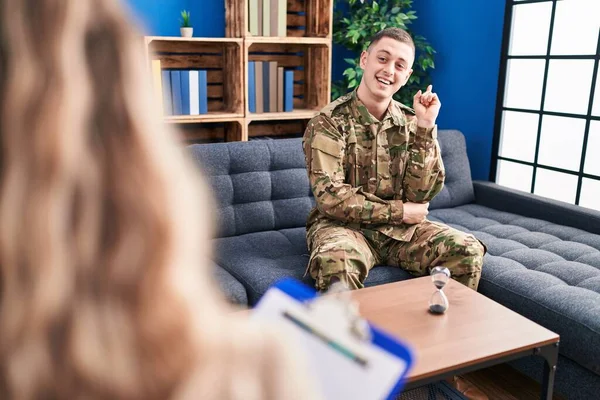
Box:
[429,266,451,314]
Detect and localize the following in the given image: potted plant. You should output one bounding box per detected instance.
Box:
[332,0,435,105]
[180,10,193,38]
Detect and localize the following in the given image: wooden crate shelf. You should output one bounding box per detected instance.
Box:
[146,37,244,119]
[164,112,245,123]
[247,109,318,121]
[226,0,332,39]
[248,119,309,138]
[145,37,243,45]
[178,119,247,143]
[244,36,330,45]
[245,41,331,116]
[145,0,331,142]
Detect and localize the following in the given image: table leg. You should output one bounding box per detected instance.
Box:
[538,342,559,400]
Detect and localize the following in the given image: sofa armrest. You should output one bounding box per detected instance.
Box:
[473,181,600,235]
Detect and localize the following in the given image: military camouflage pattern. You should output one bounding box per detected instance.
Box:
[306,220,484,291]
[302,90,486,291]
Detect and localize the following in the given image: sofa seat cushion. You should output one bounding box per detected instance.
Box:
[213,227,413,305]
[429,204,600,376]
[213,264,248,305]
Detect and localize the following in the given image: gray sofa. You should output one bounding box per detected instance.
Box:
[188,130,600,399]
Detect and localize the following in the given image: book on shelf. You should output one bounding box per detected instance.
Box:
[262,60,270,111]
[262,0,270,36]
[170,70,183,115]
[270,0,286,37]
[151,60,164,115]
[268,61,277,112]
[198,70,208,114]
[161,69,173,115]
[277,0,286,36]
[249,0,259,36]
[180,70,191,115]
[277,66,284,112]
[189,70,199,115]
[257,0,263,35]
[248,61,256,113]
[161,69,209,116]
[284,69,293,112]
[248,61,294,114]
[255,61,264,113]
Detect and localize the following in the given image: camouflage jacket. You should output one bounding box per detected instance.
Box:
[302,90,445,241]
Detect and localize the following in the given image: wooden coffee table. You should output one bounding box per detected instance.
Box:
[349,277,560,400]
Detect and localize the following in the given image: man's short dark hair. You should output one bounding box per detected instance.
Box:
[367,27,415,54]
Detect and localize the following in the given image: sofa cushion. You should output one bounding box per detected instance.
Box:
[429,204,600,375]
[188,139,314,238]
[213,264,248,305]
[429,130,475,210]
[213,227,413,305]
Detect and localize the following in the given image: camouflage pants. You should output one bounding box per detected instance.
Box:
[306,220,486,291]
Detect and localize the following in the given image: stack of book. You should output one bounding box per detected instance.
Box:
[248,0,287,37]
[248,61,294,113]
[151,59,209,116]
[161,69,209,116]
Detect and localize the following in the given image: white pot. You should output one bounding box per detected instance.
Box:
[180,27,193,38]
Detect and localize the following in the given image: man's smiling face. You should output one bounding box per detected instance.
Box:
[359,36,414,102]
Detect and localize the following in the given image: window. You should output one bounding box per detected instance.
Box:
[491,0,600,211]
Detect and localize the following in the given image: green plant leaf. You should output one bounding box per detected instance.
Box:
[180,10,191,27]
[343,68,357,79]
[332,0,435,105]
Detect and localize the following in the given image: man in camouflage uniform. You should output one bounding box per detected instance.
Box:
[303,27,486,292]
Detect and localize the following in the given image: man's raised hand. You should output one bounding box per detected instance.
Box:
[413,84,441,129]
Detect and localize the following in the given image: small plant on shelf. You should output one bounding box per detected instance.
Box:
[180,10,193,38]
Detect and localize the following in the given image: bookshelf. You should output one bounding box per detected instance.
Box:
[226,0,332,38]
[145,37,244,121]
[145,0,332,142]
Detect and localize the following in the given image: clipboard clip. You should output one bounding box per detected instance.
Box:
[304,281,372,343]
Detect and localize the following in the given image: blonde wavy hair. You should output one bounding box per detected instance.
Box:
[0,0,315,399]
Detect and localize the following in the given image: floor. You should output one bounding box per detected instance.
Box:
[460,364,567,400]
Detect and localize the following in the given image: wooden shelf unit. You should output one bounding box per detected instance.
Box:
[178,119,246,143]
[226,0,332,39]
[248,118,310,140]
[146,36,244,117]
[244,36,330,45]
[164,112,245,124]
[247,109,319,121]
[145,0,332,143]
[245,40,330,116]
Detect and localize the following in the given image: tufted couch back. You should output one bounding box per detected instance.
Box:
[188,130,475,238]
[429,130,475,210]
[188,138,314,238]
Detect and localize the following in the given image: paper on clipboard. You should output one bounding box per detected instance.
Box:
[252,278,413,400]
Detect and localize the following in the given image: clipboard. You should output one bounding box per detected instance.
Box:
[252,278,414,400]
